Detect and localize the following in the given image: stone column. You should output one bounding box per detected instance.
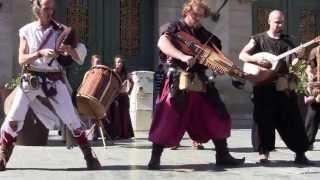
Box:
[0,0,14,86]
[0,0,32,86]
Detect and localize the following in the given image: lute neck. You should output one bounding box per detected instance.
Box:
[275,38,317,61]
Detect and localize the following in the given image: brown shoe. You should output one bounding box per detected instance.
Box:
[294,153,314,166]
[85,156,101,170]
[0,144,14,171]
[258,153,270,164]
[213,139,245,166]
[148,144,164,170]
[192,141,204,150]
[170,145,180,150]
[79,144,101,170]
[216,153,245,166]
[148,155,161,170]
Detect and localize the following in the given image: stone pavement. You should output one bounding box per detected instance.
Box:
[1,129,320,180]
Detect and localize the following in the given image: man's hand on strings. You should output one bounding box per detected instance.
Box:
[296,46,305,58]
[38,48,56,58]
[180,54,196,67]
[57,44,73,56]
[256,57,272,69]
[305,96,316,105]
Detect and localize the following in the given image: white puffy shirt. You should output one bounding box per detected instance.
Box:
[19,22,61,71]
[73,42,87,65]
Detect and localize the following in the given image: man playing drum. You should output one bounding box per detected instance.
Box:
[0,0,101,170]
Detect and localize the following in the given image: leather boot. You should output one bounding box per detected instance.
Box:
[79,143,101,170]
[148,143,164,170]
[0,132,15,171]
[213,139,245,166]
[0,144,14,171]
[294,153,314,165]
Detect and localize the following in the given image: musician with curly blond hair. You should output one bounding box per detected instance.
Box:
[148,0,245,170]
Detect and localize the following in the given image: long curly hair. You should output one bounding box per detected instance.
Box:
[113,55,128,80]
[181,0,211,18]
[30,0,55,19]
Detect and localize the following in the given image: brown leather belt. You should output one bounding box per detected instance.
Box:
[26,70,64,82]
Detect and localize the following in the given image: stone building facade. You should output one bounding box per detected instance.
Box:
[1,0,319,127]
[0,0,32,85]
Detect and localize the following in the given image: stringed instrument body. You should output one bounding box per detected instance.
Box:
[171,31,247,80]
[242,52,279,83]
[50,19,74,67]
[243,36,320,84]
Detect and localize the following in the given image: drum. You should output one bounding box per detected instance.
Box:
[76,65,122,119]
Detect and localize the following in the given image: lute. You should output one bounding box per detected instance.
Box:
[243,36,320,84]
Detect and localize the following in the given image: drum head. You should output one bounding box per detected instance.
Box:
[76,95,107,119]
[91,65,112,71]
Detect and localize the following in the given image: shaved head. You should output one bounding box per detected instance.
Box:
[268,10,284,22]
[268,10,285,34]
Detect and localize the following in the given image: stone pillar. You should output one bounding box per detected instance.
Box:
[0,0,32,86]
[225,0,254,128]
[0,0,14,86]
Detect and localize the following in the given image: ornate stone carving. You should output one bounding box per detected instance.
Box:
[66,0,89,45]
[120,0,140,57]
[299,10,317,43]
[255,7,272,34]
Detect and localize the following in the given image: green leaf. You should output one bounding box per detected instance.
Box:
[289,59,309,95]
[4,76,21,90]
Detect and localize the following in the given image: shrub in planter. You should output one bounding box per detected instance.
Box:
[290,60,309,118]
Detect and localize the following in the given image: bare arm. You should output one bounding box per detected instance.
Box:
[157,34,195,66]
[73,43,87,65]
[58,44,80,62]
[18,36,56,66]
[306,65,314,82]
[18,36,40,65]
[239,38,272,68]
[66,45,80,61]
[239,39,258,63]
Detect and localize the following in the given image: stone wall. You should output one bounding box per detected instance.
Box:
[0,0,14,86]
[226,0,254,127]
[0,0,254,127]
[0,0,32,86]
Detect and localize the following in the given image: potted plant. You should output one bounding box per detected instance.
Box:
[290,59,309,118]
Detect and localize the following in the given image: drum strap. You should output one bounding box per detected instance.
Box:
[100,72,113,102]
